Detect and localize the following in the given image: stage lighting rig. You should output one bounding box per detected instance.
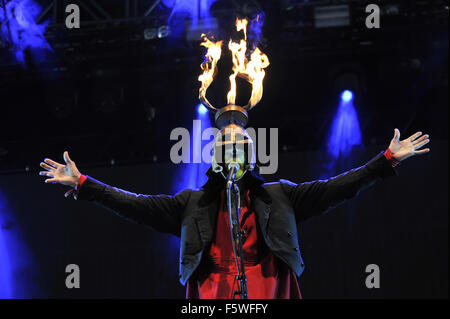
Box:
[314,4,350,29]
[144,25,170,40]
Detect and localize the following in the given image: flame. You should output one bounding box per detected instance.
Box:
[235,18,248,41]
[226,38,247,106]
[227,18,269,108]
[198,18,270,110]
[198,34,223,109]
[243,47,270,107]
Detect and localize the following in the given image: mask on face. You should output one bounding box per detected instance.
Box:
[211,124,255,181]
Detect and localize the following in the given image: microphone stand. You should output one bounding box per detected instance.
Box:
[226,163,248,299]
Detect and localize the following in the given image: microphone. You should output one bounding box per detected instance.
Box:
[226,162,240,189]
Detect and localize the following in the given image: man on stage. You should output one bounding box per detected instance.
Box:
[39,128,430,298]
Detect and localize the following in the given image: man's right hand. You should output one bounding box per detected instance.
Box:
[39,151,81,188]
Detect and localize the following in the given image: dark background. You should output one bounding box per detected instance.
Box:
[0,0,448,298]
[0,0,448,172]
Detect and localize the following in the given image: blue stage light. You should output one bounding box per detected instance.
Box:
[164,0,218,26]
[173,105,212,193]
[327,91,362,159]
[0,192,13,298]
[197,104,208,115]
[0,232,12,298]
[0,0,52,65]
[0,190,39,298]
[341,90,353,102]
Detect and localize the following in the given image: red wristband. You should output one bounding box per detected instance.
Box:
[384,149,400,167]
[64,174,87,199]
[76,174,87,189]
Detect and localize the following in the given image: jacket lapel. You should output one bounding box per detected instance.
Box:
[195,194,219,244]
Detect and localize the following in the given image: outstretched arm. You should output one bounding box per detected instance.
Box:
[281,129,430,222]
[39,151,189,236]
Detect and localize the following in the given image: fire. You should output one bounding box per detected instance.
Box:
[226,38,247,106]
[198,18,270,110]
[198,34,223,110]
[235,18,248,41]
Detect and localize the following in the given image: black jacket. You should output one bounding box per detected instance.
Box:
[77,151,396,285]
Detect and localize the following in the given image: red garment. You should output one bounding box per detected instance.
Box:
[186,189,302,299]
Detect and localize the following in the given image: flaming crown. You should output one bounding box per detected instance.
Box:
[198,18,270,130]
